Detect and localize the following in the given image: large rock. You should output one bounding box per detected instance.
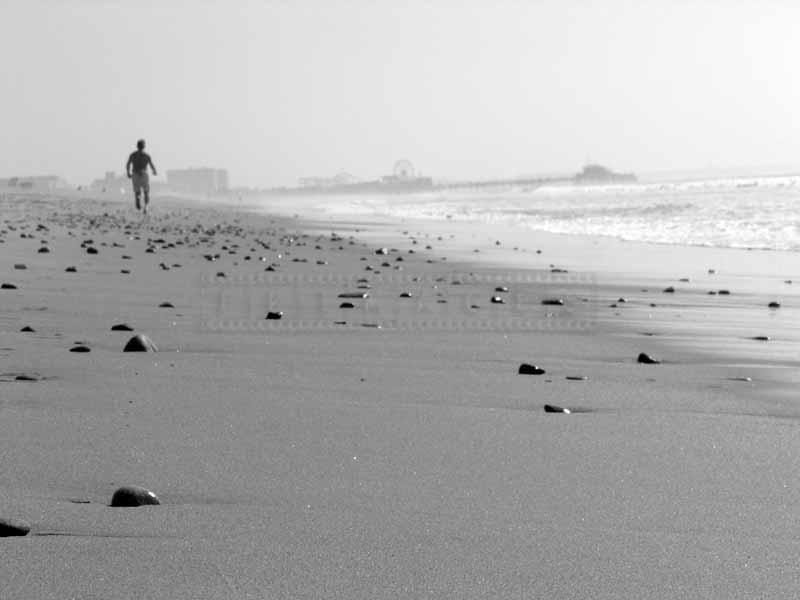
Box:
[110,485,161,507]
[123,334,158,352]
[0,518,31,537]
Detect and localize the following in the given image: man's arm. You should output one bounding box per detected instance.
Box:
[149,156,157,176]
[126,155,133,178]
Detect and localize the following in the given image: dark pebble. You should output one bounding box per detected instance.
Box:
[159,302,175,308]
[266,311,283,320]
[399,292,413,298]
[490,296,505,304]
[110,485,161,507]
[1,283,18,289]
[123,334,158,352]
[338,292,369,299]
[20,325,35,332]
[495,286,509,293]
[375,248,388,255]
[339,302,355,309]
[86,247,98,254]
[69,345,91,353]
[13,263,26,270]
[752,336,770,341]
[662,286,675,293]
[15,375,37,381]
[768,301,781,308]
[541,298,565,306]
[565,375,588,381]
[0,518,31,537]
[718,290,730,295]
[518,363,546,375]
[543,404,571,414]
[111,323,134,331]
[637,352,660,364]
[37,247,50,253]
[65,266,77,272]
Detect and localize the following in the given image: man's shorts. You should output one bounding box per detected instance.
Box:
[132,172,150,196]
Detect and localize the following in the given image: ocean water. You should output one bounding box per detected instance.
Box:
[266,174,800,252]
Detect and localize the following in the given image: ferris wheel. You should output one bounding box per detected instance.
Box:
[393,159,415,179]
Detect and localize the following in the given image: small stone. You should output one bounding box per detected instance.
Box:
[0,518,31,537]
[662,286,675,293]
[159,302,175,308]
[37,246,50,254]
[375,248,388,255]
[565,375,588,381]
[338,292,369,299]
[111,323,134,331]
[543,404,571,414]
[110,485,161,507]
[637,352,660,364]
[490,296,505,304]
[15,375,37,381]
[20,326,35,332]
[679,277,690,282]
[718,290,730,295]
[86,247,98,255]
[1,283,18,289]
[69,345,91,353]
[120,269,131,274]
[518,363,546,375]
[266,311,283,320]
[13,263,26,270]
[541,298,565,306]
[65,266,77,272]
[216,272,226,277]
[123,334,158,352]
[495,286,509,293]
[339,302,355,309]
[768,301,781,308]
[752,336,770,341]
[399,292,413,298]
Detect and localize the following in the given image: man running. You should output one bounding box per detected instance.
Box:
[126,139,158,213]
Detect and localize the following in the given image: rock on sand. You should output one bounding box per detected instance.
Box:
[0,518,31,537]
[123,334,158,352]
[110,485,161,507]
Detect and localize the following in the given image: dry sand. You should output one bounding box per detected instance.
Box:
[2,192,800,598]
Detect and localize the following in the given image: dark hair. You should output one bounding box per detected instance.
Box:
[137,139,145,149]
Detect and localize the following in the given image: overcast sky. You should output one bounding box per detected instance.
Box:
[2,0,798,187]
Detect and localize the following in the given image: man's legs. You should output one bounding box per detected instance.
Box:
[143,190,149,214]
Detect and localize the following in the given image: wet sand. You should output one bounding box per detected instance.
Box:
[2,192,800,598]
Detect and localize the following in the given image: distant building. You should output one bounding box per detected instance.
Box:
[0,175,68,191]
[299,171,359,189]
[167,168,229,193]
[90,171,130,194]
[573,164,636,184]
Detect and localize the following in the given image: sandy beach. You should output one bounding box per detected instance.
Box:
[3,191,800,598]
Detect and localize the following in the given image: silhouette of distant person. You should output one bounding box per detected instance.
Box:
[126,139,157,213]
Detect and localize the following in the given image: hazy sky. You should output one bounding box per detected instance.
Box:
[2,0,799,187]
